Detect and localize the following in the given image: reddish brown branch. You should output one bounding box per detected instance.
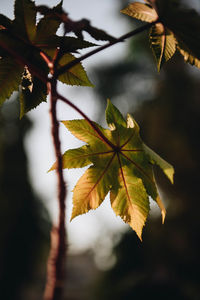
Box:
[56,91,117,149]
[43,80,67,300]
[54,21,158,78]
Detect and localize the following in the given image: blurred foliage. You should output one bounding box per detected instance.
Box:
[91,1,200,299]
[0,98,50,300]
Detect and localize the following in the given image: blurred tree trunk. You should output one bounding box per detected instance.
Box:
[91,1,200,298]
[0,99,50,300]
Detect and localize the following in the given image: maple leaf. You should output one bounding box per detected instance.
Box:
[51,100,174,240]
[121,0,200,70]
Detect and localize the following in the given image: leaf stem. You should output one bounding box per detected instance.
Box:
[43,79,67,300]
[55,21,157,78]
[56,91,117,149]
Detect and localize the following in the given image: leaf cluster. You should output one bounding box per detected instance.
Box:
[121,0,200,70]
[51,100,174,240]
[0,0,116,117]
[0,0,177,240]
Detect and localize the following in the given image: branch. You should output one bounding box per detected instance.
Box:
[55,21,158,78]
[42,22,158,300]
[43,79,67,300]
[56,91,117,149]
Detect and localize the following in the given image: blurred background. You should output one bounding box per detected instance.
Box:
[1,0,200,299]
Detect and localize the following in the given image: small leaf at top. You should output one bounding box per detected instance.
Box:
[50,101,174,240]
[165,7,200,68]
[159,1,200,68]
[14,0,37,42]
[121,2,158,23]
[122,0,200,69]
[58,53,94,87]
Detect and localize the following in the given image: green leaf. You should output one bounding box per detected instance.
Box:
[0,58,24,104]
[71,161,116,219]
[49,145,93,171]
[110,165,149,240]
[106,99,127,129]
[20,67,47,118]
[121,2,158,23]
[143,144,174,184]
[14,0,37,42]
[51,101,174,239]
[149,23,176,71]
[58,53,94,87]
[61,119,112,145]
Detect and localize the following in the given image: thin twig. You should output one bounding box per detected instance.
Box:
[43,79,67,300]
[55,21,158,78]
[56,91,117,149]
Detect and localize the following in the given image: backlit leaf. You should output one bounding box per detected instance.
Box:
[58,53,93,87]
[106,99,126,129]
[161,1,200,68]
[121,2,158,23]
[71,157,117,220]
[61,119,112,145]
[122,0,200,69]
[110,164,149,240]
[143,144,174,183]
[149,23,176,71]
[51,100,174,239]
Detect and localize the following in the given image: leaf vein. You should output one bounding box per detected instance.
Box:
[84,153,116,199]
[121,152,153,183]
